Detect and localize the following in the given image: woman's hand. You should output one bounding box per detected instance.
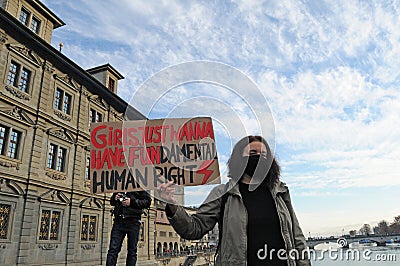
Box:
[156,180,177,204]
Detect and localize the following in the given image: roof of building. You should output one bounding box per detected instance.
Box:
[86,63,125,80]
[0,7,145,118]
[27,0,65,29]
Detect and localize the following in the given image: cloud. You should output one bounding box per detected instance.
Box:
[45,0,400,189]
[258,66,400,189]
[41,0,400,231]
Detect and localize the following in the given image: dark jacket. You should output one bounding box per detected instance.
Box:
[111,191,152,221]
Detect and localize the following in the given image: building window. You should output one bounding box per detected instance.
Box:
[19,8,30,26]
[160,231,166,237]
[0,125,22,159]
[108,77,115,91]
[54,88,72,115]
[7,61,19,87]
[39,209,61,241]
[85,157,90,180]
[0,204,11,239]
[80,215,97,241]
[54,89,62,109]
[89,109,94,123]
[96,112,103,122]
[56,147,66,171]
[47,144,56,168]
[19,7,41,34]
[63,93,72,114]
[47,144,67,172]
[30,16,41,34]
[19,68,31,92]
[89,108,103,124]
[7,130,21,159]
[7,61,31,93]
[169,232,173,237]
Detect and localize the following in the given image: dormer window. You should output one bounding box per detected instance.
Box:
[3,1,64,44]
[30,16,41,34]
[108,77,115,92]
[19,8,30,26]
[86,64,124,94]
[18,7,41,35]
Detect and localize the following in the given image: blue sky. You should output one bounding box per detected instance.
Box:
[42,0,400,236]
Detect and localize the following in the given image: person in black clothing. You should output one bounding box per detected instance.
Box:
[158,136,310,265]
[106,190,152,266]
[235,137,287,265]
[238,180,287,265]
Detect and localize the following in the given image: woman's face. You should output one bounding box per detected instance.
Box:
[242,141,267,157]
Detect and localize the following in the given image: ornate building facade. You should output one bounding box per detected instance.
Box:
[0,0,157,265]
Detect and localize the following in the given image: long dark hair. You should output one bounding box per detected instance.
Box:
[227,135,280,189]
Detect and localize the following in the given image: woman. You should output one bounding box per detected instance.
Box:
[158,136,310,266]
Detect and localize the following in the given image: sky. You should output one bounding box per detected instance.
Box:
[42,0,400,237]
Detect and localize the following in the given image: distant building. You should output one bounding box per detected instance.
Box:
[154,207,181,255]
[0,0,157,265]
[208,222,219,247]
[153,197,217,261]
[182,206,211,250]
[153,191,185,259]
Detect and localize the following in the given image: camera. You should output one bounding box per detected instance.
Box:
[118,193,127,202]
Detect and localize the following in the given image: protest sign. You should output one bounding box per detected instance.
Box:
[90,117,220,193]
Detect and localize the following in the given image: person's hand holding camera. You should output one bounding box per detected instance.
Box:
[116,193,130,207]
[115,193,122,201]
[122,197,130,207]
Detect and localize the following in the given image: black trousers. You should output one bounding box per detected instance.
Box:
[106,220,141,266]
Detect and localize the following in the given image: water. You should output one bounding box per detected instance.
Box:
[311,247,400,265]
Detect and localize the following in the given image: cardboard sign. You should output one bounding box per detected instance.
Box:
[90,117,220,193]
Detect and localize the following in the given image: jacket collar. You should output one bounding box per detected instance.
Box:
[226,175,288,197]
[272,180,288,196]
